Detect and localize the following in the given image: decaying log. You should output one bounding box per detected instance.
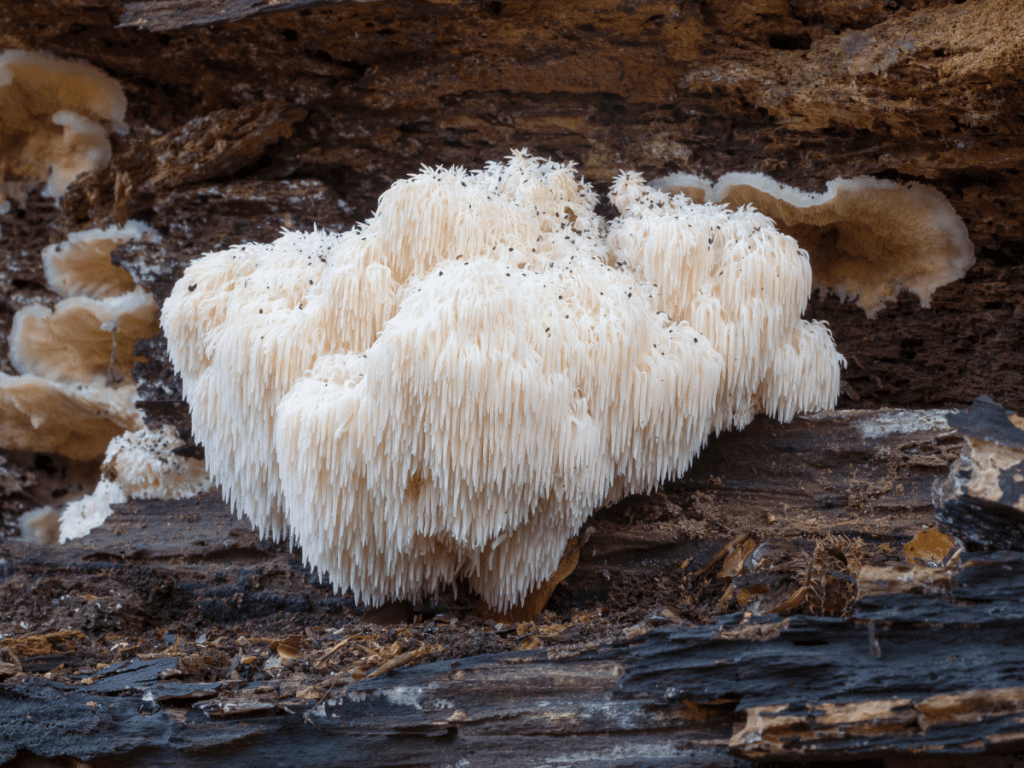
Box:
[935,396,1024,550]
[119,0,363,32]
[2,0,1023,764]
[5,407,1024,767]
[2,551,1023,766]
[566,407,959,608]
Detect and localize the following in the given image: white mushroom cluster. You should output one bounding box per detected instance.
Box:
[6,221,217,545]
[163,152,844,609]
[58,424,212,543]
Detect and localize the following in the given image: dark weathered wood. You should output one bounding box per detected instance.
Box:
[5,408,1018,767]
[935,396,1024,550]
[4,0,1023,415]
[1,0,1023,762]
[565,408,960,608]
[3,553,1023,766]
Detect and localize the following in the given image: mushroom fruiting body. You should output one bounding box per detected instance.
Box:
[163,153,843,609]
[10,289,160,384]
[57,425,212,543]
[0,373,141,461]
[653,171,974,317]
[41,221,160,299]
[0,49,127,203]
[1,222,162,461]
[608,173,842,432]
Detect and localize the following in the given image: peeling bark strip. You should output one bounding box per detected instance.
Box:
[733,686,1024,761]
[935,396,1024,550]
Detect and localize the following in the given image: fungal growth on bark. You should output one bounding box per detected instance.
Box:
[0,223,159,461]
[653,172,974,317]
[0,375,141,461]
[10,289,159,384]
[7,218,214,542]
[58,425,212,543]
[163,152,844,610]
[42,221,159,299]
[0,49,127,204]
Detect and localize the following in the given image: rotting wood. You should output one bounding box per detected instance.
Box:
[935,396,1024,550]
[731,686,1024,761]
[5,408,1020,767]
[119,0,364,32]
[2,0,1023,422]
[2,552,1023,766]
[1,0,1023,763]
[856,563,957,600]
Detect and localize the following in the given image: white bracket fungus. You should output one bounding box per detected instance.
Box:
[163,152,844,610]
[0,49,127,204]
[42,221,161,299]
[10,289,159,384]
[654,171,974,318]
[1,222,160,461]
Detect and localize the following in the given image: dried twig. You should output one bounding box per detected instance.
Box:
[692,533,750,579]
[313,635,358,668]
[365,644,438,680]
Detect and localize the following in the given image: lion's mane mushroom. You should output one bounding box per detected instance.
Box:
[653,171,974,317]
[163,152,842,610]
[57,425,212,543]
[0,49,127,203]
[607,173,844,432]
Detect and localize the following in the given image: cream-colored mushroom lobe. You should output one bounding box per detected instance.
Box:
[10,289,159,384]
[0,374,142,461]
